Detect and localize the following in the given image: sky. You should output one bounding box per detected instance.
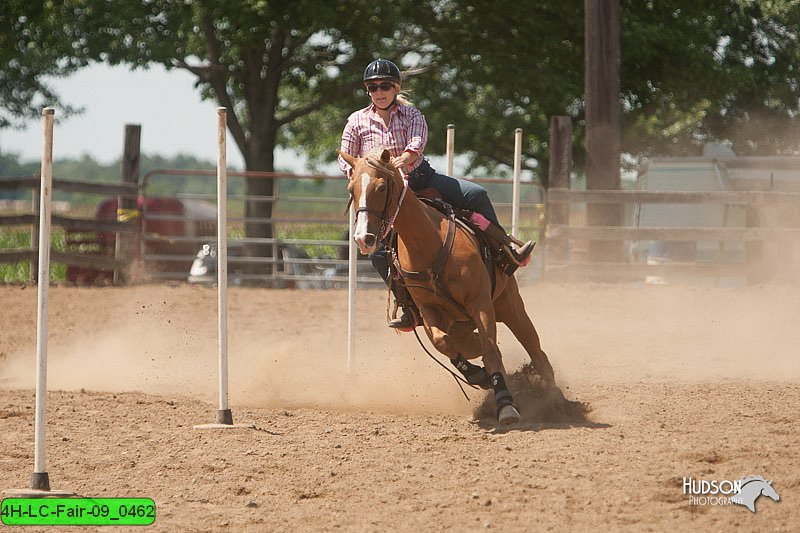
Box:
[0,63,324,172]
[0,62,484,178]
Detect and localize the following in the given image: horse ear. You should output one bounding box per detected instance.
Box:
[338,150,358,172]
[380,149,391,163]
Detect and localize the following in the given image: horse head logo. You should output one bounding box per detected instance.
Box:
[730,476,780,513]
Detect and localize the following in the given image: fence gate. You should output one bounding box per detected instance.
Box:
[543,188,800,285]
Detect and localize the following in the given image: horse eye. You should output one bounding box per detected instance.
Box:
[375,182,387,193]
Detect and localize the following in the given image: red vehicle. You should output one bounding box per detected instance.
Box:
[66,196,216,283]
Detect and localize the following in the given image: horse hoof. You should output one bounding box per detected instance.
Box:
[497,404,520,425]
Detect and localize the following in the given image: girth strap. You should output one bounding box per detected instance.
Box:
[393,206,456,286]
[417,199,497,296]
[390,203,469,317]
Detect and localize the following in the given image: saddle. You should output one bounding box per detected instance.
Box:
[387,196,500,303]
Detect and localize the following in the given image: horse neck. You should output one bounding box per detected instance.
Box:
[391,181,443,266]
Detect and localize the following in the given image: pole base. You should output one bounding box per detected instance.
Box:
[193,409,254,430]
[216,409,233,425]
[31,472,50,491]
[3,472,76,498]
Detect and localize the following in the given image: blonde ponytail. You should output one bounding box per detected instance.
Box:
[395,83,413,106]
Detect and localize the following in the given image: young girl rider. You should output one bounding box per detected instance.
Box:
[338,59,534,329]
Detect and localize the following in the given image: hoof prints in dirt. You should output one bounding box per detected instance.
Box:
[473,363,592,426]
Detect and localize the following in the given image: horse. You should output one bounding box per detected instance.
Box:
[731,476,780,512]
[340,148,556,425]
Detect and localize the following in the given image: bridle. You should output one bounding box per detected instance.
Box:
[351,157,408,240]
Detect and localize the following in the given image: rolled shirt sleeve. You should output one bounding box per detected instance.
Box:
[404,107,427,155]
[338,117,361,176]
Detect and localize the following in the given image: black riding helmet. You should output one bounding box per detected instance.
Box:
[363,59,401,84]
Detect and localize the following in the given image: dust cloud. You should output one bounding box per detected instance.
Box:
[1,282,798,417]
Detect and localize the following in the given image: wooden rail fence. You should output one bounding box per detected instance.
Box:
[543,188,800,283]
[0,176,138,279]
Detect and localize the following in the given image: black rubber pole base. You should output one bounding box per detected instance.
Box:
[30,472,50,491]
[216,409,233,425]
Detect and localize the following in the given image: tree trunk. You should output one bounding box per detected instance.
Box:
[585,0,624,262]
[547,116,572,265]
[243,128,276,276]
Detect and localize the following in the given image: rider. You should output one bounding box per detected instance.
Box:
[338,59,535,329]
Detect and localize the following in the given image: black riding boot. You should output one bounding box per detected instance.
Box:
[479,222,535,272]
[388,284,421,330]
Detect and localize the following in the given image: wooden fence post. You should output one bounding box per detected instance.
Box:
[547,116,572,265]
[114,124,141,284]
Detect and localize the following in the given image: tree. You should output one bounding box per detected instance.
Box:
[8,0,800,199]
[621,0,800,158]
[0,1,85,129]
[53,0,436,265]
[389,1,800,184]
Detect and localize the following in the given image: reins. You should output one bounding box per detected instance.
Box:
[381,178,408,240]
[412,328,478,401]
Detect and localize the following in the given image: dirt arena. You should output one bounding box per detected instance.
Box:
[1,281,798,531]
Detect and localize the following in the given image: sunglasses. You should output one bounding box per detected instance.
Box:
[366,82,395,93]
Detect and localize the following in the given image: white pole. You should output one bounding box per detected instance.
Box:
[512,128,522,237]
[446,124,455,177]
[191,109,252,431]
[216,107,231,424]
[347,204,356,374]
[33,107,54,491]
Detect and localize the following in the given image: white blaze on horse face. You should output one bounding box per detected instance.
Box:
[353,172,377,254]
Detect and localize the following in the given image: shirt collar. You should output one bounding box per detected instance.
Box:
[367,102,402,118]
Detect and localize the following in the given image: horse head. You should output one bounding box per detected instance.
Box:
[760,480,780,502]
[339,148,404,255]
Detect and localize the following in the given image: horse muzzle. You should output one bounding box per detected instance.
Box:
[353,232,378,255]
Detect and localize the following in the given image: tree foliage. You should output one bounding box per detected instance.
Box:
[0,0,86,128]
[4,0,800,195]
[411,0,800,184]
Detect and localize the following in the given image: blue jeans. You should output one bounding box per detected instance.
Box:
[371,159,502,281]
[407,160,500,226]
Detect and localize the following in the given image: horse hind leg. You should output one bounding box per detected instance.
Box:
[495,284,556,386]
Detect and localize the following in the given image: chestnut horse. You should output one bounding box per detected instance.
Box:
[340,148,555,424]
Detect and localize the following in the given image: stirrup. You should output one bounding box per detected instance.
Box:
[388,309,420,331]
[507,240,535,267]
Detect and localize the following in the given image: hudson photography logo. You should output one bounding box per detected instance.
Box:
[682,475,781,512]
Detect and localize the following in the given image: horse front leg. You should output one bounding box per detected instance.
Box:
[471,304,520,425]
[420,309,493,390]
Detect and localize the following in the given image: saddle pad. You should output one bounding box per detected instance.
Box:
[417,198,497,294]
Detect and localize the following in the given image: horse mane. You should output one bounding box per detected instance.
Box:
[364,147,401,180]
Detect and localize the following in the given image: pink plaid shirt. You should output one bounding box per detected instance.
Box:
[338,103,428,176]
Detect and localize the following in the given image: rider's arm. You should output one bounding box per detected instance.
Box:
[404,107,428,156]
[392,107,428,171]
[338,119,361,177]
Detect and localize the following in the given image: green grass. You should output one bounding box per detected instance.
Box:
[0,229,68,283]
[1,223,349,283]
[277,223,349,259]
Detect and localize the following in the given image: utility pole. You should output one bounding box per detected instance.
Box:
[585,0,623,262]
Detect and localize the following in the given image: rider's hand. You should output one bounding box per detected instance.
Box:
[391,151,418,171]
